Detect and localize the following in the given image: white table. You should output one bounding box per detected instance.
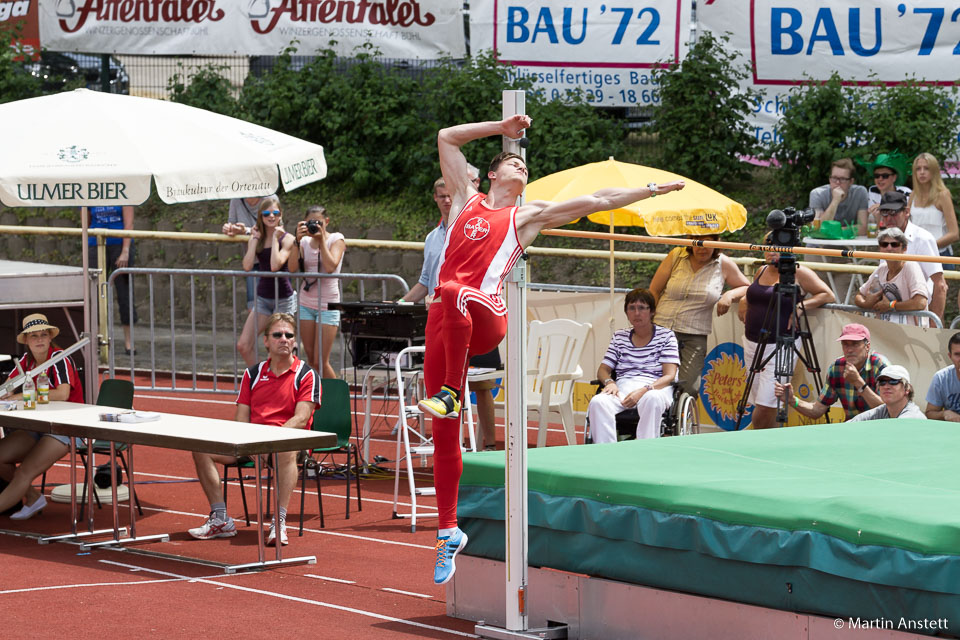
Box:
[802,236,878,304]
[0,401,336,573]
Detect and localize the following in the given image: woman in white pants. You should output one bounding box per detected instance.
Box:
[587,288,680,442]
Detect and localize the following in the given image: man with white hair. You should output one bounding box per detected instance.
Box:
[847,365,925,421]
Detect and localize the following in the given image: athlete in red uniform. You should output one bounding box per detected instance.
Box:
[422,115,686,584]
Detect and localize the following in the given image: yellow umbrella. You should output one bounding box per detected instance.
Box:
[525,157,747,236]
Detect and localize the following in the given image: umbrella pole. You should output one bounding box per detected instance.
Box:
[609,219,615,333]
[81,211,95,402]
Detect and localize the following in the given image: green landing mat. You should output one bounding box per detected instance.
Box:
[458,420,960,631]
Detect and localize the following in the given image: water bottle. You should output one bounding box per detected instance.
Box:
[23,376,36,410]
[867,211,878,238]
[37,372,50,404]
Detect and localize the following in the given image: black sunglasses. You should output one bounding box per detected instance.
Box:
[878,241,902,248]
[873,172,895,180]
[876,378,903,387]
[270,331,295,339]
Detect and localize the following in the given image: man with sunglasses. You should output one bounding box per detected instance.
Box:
[861,152,911,209]
[876,190,947,321]
[809,158,869,235]
[847,365,925,421]
[188,312,319,547]
[854,227,929,326]
[775,323,888,422]
[925,332,960,422]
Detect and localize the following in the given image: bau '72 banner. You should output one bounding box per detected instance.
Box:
[39,0,466,59]
[698,0,960,146]
[470,0,692,108]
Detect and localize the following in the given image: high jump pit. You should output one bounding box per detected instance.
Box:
[448,420,959,639]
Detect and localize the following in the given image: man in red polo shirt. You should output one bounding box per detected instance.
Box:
[188,313,319,546]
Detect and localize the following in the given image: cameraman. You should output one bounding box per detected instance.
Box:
[737,232,834,429]
[295,205,346,379]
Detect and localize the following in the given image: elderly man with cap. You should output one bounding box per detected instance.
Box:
[775,323,888,422]
[0,314,84,520]
[847,365,925,421]
[877,190,947,322]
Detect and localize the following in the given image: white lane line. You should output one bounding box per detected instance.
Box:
[0,572,230,595]
[136,394,237,405]
[139,507,434,550]
[381,587,433,599]
[100,560,477,638]
[305,575,356,584]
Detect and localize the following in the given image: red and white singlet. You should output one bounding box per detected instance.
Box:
[433,193,523,311]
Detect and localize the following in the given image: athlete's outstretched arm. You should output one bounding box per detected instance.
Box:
[515,181,685,246]
[438,116,531,204]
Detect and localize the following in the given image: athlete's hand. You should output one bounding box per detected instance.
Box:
[501,114,531,139]
[659,180,685,193]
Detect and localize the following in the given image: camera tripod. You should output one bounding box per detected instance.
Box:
[736,252,826,430]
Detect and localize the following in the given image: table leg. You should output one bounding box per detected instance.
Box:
[81,442,168,550]
[225,452,316,573]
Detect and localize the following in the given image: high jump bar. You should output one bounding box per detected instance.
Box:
[541,228,960,266]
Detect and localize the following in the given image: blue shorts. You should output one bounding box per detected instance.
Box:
[299,305,340,326]
[255,293,297,316]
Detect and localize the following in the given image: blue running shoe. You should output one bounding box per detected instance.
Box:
[433,528,468,585]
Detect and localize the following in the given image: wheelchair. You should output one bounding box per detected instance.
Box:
[584,378,700,443]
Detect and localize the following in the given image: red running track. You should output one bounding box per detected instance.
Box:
[0,376,583,638]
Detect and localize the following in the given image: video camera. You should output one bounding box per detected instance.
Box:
[766,207,815,247]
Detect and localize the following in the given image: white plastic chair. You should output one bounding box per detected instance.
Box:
[527,319,592,447]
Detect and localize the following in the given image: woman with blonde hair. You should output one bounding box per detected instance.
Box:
[236,196,298,366]
[908,153,958,258]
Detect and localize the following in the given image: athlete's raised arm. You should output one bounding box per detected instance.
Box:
[515,181,685,247]
[438,115,531,212]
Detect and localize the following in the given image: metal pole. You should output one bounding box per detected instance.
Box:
[502,89,528,633]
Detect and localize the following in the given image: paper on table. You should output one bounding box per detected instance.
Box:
[99,410,161,423]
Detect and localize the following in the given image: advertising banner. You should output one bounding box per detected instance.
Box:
[470,0,692,107]
[1,0,39,55]
[698,0,960,147]
[39,0,465,59]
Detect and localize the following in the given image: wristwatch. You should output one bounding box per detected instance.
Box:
[603,378,615,386]
[857,383,867,393]
[647,182,658,197]
[643,383,654,392]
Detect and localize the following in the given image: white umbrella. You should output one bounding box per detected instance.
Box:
[0,88,326,206]
[0,88,328,391]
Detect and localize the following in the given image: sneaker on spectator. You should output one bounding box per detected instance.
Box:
[267,518,288,546]
[188,513,237,540]
[433,528,468,585]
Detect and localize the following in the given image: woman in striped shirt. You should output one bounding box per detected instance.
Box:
[587,288,681,442]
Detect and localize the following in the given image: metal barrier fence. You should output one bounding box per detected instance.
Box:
[106,267,409,393]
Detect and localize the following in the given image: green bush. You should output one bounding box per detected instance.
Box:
[856,79,960,168]
[0,29,45,104]
[652,31,759,188]
[167,63,241,118]
[156,46,627,197]
[768,73,863,201]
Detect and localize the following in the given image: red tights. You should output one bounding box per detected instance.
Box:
[423,281,507,529]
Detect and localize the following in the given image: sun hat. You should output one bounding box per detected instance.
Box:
[836,323,870,342]
[877,364,910,385]
[17,313,60,344]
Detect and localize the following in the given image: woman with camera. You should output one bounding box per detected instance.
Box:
[295,205,346,379]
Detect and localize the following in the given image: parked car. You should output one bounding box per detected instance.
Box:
[24,52,129,94]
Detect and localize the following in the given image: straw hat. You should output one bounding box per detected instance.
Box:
[17,313,60,344]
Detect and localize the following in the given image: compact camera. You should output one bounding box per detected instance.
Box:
[306,219,322,235]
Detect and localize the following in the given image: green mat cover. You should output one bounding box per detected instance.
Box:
[458,420,960,628]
